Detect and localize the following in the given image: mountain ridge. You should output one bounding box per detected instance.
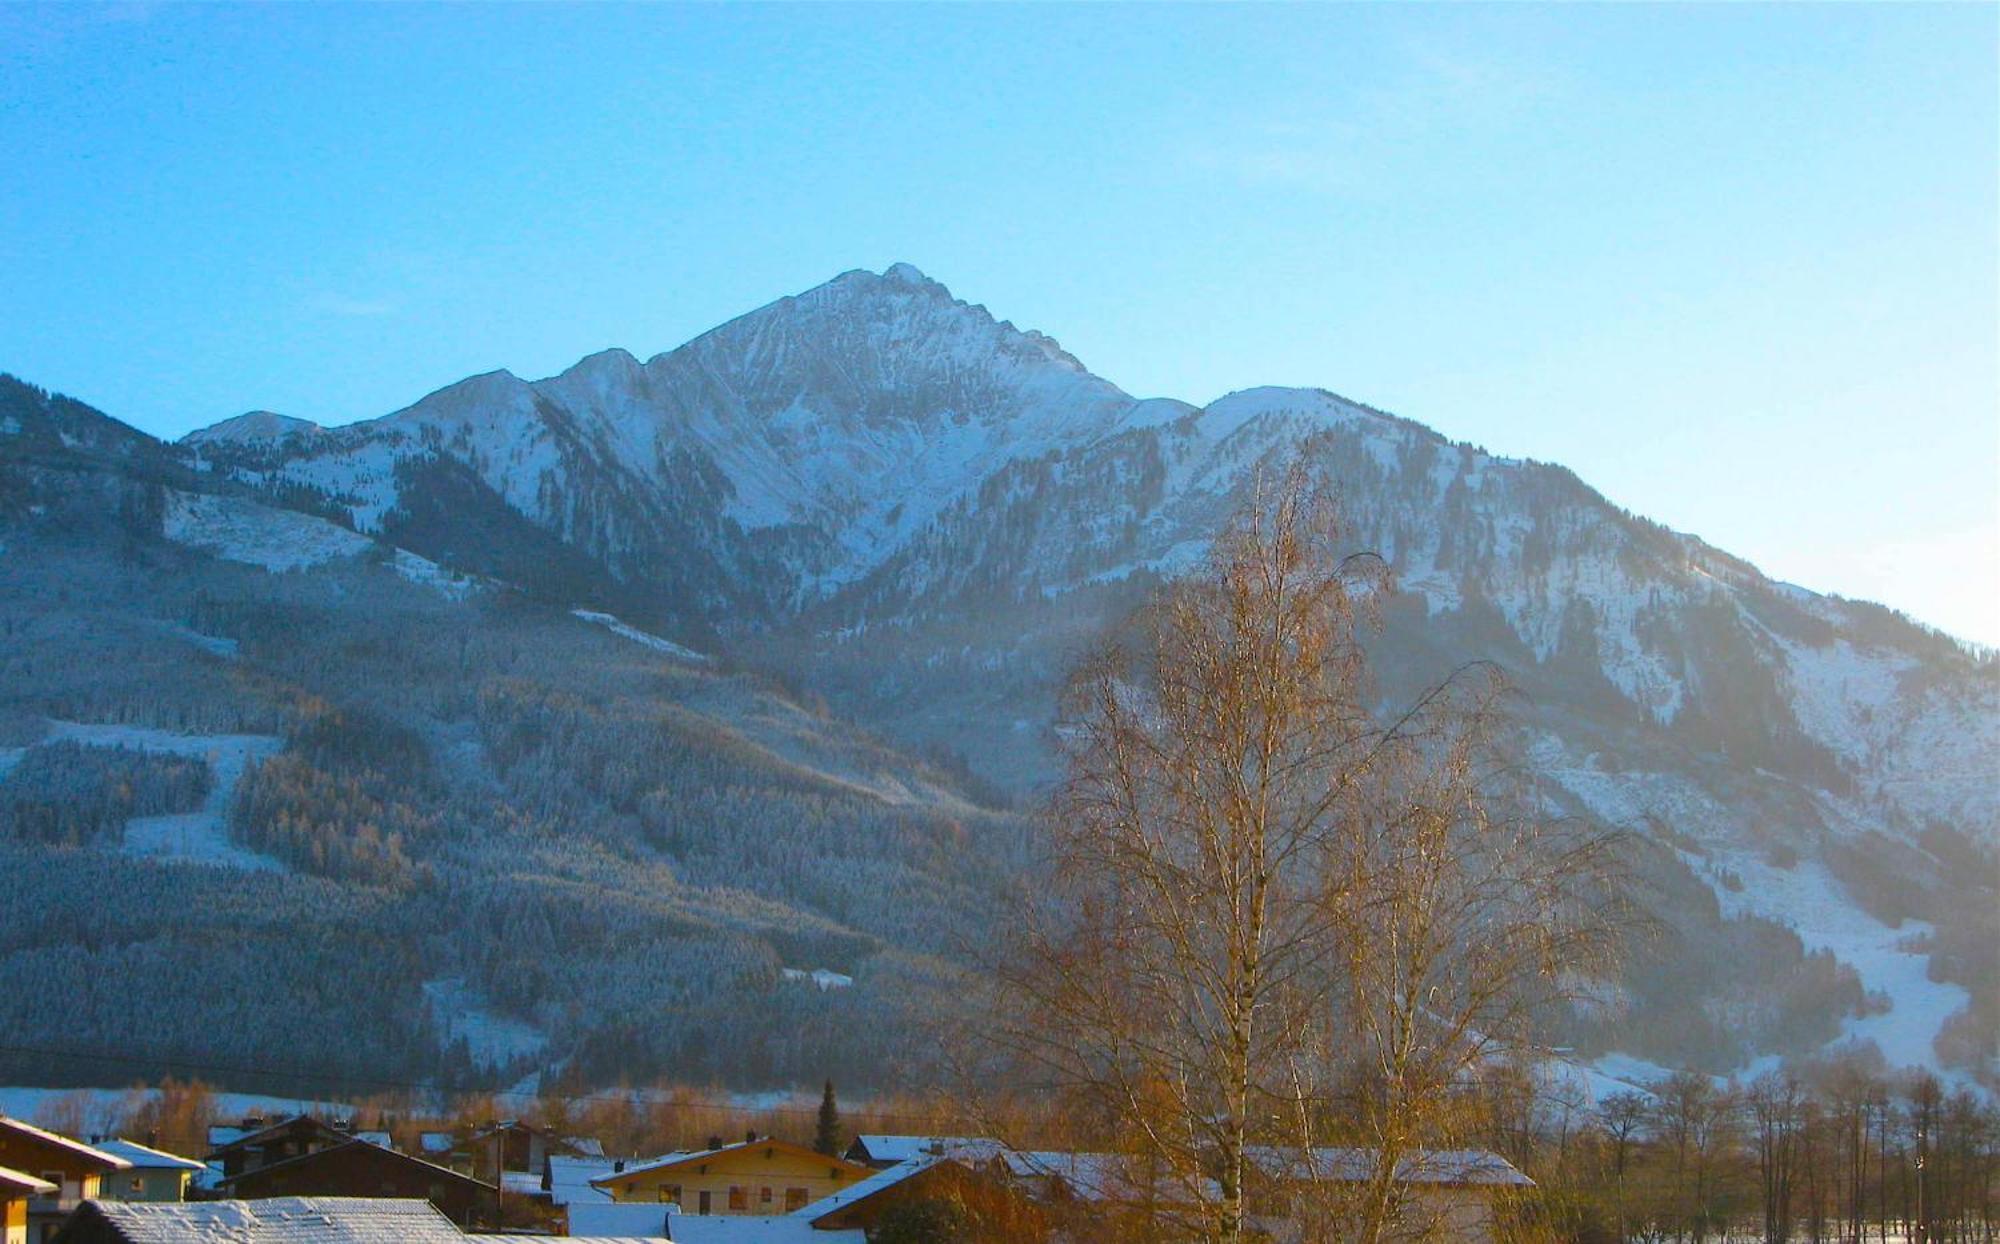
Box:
[3,262,1994,1086]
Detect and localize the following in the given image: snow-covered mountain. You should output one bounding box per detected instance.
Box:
[17,263,1998,1085]
[189,265,1994,834]
[182,410,321,448]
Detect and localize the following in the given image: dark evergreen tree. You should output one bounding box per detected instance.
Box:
[814,1078,841,1157]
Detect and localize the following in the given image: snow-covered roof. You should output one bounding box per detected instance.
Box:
[1248,1147,1534,1188]
[60,1196,468,1242]
[419,1132,456,1155]
[90,1138,208,1172]
[592,1137,858,1186]
[352,1131,392,1151]
[202,1115,335,1156]
[792,1156,940,1222]
[566,1203,675,1237]
[217,1140,494,1193]
[0,1115,132,1170]
[567,1136,608,1158]
[849,1135,984,1165]
[499,1170,544,1197]
[548,1155,618,1206]
[665,1213,864,1244]
[0,1163,58,1197]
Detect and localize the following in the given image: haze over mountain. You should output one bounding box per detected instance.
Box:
[3,264,1994,1095]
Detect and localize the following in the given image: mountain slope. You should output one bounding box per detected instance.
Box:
[10,263,1996,1087]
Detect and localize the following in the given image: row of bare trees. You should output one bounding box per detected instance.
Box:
[1512,1064,2000,1244]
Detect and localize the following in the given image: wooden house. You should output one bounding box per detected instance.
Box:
[1246,1147,1535,1244]
[800,1156,1039,1235]
[0,1118,130,1244]
[215,1141,500,1228]
[591,1135,874,1217]
[85,1140,203,1203]
[0,1168,57,1244]
[202,1116,356,1180]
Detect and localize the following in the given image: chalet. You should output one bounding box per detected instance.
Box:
[0,1118,131,1244]
[85,1140,204,1203]
[573,1157,1031,1243]
[591,1135,874,1217]
[203,1116,356,1180]
[0,1168,57,1244]
[795,1155,1037,1235]
[215,1141,500,1228]
[1246,1147,1534,1244]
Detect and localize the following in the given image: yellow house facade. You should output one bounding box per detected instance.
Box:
[592,1137,874,1217]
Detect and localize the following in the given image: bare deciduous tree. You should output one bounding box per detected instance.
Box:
[989,463,1628,1244]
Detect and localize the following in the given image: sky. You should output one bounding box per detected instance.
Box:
[2,3,1995,644]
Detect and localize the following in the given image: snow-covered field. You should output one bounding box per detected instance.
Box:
[1699,845,1970,1076]
[0,1085,356,1131]
[162,490,479,598]
[570,609,709,663]
[33,721,287,872]
[421,978,549,1068]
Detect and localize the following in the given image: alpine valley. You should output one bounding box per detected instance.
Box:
[1,265,1993,1098]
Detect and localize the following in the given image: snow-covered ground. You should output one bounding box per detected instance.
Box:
[1699,844,1970,1076]
[1528,730,1971,1080]
[780,967,853,991]
[570,609,709,663]
[0,1085,356,1131]
[421,978,548,1068]
[162,490,479,597]
[23,721,288,872]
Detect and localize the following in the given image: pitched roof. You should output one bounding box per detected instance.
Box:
[590,1136,868,1186]
[849,1135,984,1165]
[0,1116,132,1172]
[55,1196,467,1243]
[217,1140,496,1192]
[793,1156,944,1223]
[90,1139,207,1173]
[547,1155,616,1206]
[203,1115,348,1159]
[0,1163,58,1197]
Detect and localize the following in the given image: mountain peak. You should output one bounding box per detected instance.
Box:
[881,261,930,286]
[182,410,323,447]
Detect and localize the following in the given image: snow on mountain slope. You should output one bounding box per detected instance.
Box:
[169,265,1997,1077]
[181,411,321,447]
[36,721,287,872]
[162,489,479,596]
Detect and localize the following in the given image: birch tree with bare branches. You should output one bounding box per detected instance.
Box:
[989,462,1629,1244]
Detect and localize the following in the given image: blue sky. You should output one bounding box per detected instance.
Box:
[3,3,1994,643]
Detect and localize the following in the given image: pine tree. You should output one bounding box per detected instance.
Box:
[814,1078,841,1157]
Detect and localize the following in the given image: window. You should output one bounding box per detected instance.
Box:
[129,1176,145,1194]
[785,1187,809,1212]
[760,1186,773,1205]
[728,1185,747,1211]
